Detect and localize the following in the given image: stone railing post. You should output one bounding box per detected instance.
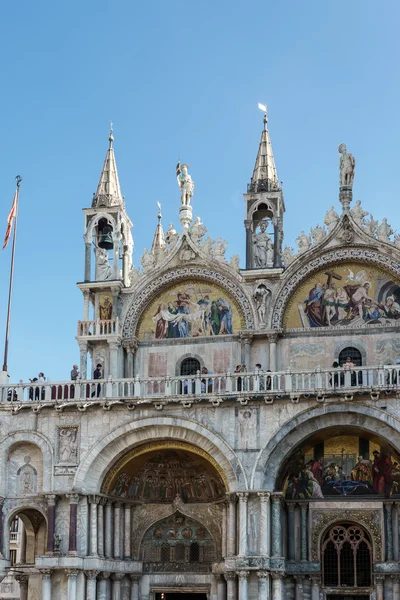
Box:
[66,494,79,555]
[237,492,249,556]
[238,571,249,600]
[224,572,237,600]
[66,569,79,600]
[46,495,57,553]
[258,492,270,556]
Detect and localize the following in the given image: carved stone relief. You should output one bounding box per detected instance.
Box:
[57,426,79,465]
[17,457,37,494]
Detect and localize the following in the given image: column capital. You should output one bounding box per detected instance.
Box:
[40,569,52,580]
[256,571,269,580]
[240,332,253,345]
[122,337,139,353]
[66,493,80,504]
[310,575,321,584]
[286,501,296,512]
[300,503,308,512]
[375,575,385,583]
[237,570,250,579]
[112,572,125,581]
[227,493,238,504]
[384,501,394,509]
[15,573,29,587]
[98,572,111,581]
[391,575,400,583]
[108,338,122,350]
[271,492,284,505]
[78,340,88,351]
[294,575,305,583]
[244,219,252,230]
[46,494,58,507]
[86,570,100,580]
[237,492,249,502]
[129,574,141,583]
[88,495,101,505]
[267,332,279,343]
[65,569,80,579]
[270,571,284,580]
[257,491,271,502]
[224,572,237,582]
[113,501,123,508]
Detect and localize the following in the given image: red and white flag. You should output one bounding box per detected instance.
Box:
[2,191,17,250]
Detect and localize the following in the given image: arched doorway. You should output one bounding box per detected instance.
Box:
[322,523,372,592]
[180,358,201,394]
[338,347,362,367]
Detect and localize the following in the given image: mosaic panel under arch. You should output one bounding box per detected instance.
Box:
[283,262,400,329]
[137,279,244,341]
[106,449,226,503]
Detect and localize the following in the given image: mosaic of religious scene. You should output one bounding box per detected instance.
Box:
[137,280,243,340]
[283,263,400,329]
[280,434,400,498]
[98,293,113,320]
[108,449,225,503]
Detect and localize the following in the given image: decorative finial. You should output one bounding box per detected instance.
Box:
[157,201,162,222]
[109,121,114,146]
[338,143,356,213]
[258,103,268,129]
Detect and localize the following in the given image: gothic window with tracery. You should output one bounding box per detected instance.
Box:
[322,524,372,588]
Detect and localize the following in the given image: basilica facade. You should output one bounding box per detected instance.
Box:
[1,114,400,600]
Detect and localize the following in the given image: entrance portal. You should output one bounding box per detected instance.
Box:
[155,595,207,600]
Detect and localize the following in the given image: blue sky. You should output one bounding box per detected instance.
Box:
[1,0,399,381]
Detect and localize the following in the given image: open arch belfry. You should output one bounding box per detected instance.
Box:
[2,118,400,600]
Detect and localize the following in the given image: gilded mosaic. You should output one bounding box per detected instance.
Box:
[283,262,400,329]
[137,280,244,341]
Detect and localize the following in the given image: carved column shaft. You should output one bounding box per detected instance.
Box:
[89,498,98,556]
[258,492,270,556]
[268,336,277,372]
[124,504,131,559]
[98,501,105,557]
[238,493,248,556]
[375,577,384,600]
[294,576,304,600]
[227,495,237,557]
[310,577,320,600]
[79,342,88,381]
[271,495,282,557]
[300,504,307,561]
[86,571,98,600]
[114,503,121,559]
[271,574,283,600]
[84,242,91,282]
[67,495,79,554]
[393,504,399,561]
[385,503,393,561]
[41,570,52,600]
[66,570,79,600]
[287,504,295,560]
[98,573,110,600]
[245,220,252,270]
[0,499,3,557]
[238,572,249,600]
[392,576,400,600]
[225,573,237,600]
[257,572,269,600]
[222,503,227,558]
[112,574,123,600]
[105,501,113,558]
[130,575,140,600]
[46,496,56,553]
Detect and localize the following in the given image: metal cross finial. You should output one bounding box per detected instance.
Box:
[258,103,268,129]
[157,201,162,221]
[109,121,114,146]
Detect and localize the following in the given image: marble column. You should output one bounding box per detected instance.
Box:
[105,501,113,558]
[300,504,307,561]
[271,572,283,600]
[15,574,29,600]
[393,504,399,561]
[245,219,252,269]
[375,576,384,600]
[271,494,283,557]
[241,336,252,371]
[130,575,140,600]
[385,502,393,561]
[287,503,295,560]
[310,576,320,600]
[237,493,249,556]
[109,340,121,379]
[114,502,122,559]
[238,571,249,600]
[294,575,304,600]
[224,572,237,600]
[79,341,88,380]
[216,575,226,600]
[98,498,106,557]
[227,494,237,557]
[258,492,270,556]
[86,570,99,600]
[46,495,57,553]
[88,496,99,556]
[268,334,278,372]
[392,575,400,600]
[66,569,79,600]
[0,498,3,557]
[83,290,90,320]
[112,573,124,600]
[98,572,110,600]
[84,242,91,282]
[41,569,52,600]
[67,494,79,555]
[257,571,270,600]
[124,504,131,559]
[222,501,227,558]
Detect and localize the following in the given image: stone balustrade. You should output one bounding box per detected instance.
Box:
[77,319,119,337]
[0,365,399,408]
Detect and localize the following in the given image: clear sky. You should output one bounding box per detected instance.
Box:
[1,0,399,382]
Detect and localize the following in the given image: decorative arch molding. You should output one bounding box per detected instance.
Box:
[0,430,53,492]
[252,403,400,490]
[132,495,222,560]
[122,267,254,339]
[1,498,48,558]
[174,353,204,376]
[271,247,400,329]
[74,416,246,493]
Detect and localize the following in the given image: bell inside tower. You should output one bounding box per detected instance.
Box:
[97,218,114,250]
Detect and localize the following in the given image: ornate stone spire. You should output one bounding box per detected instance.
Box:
[248,108,279,193]
[92,124,124,207]
[151,203,166,255]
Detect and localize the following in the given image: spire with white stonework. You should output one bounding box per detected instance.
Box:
[248,108,279,193]
[151,203,166,256]
[92,124,124,207]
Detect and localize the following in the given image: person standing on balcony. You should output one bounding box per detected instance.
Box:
[38,373,46,400]
[93,363,102,398]
[70,365,79,399]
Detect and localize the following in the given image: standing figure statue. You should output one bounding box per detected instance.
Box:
[296,230,311,254]
[377,218,394,243]
[350,200,369,227]
[176,160,194,206]
[338,143,356,188]
[310,224,327,246]
[252,220,273,268]
[165,224,178,249]
[190,217,207,244]
[95,247,113,281]
[324,206,340,232]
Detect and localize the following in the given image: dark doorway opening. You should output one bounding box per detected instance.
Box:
[155,594,207,600]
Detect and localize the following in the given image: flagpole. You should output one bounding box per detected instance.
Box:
[2,176,22,373]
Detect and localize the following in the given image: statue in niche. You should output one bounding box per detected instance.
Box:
[350,199,368,227]
[282,246,295,266]
[364,214,378,238]
[296,230,311,254]
[324,206,340,232]
[95,247,113,281]
[377,218,394,242]
[165,224,178,249]
[211,237,227,262]
[17,456,37,494]
[190,217,207,244]
[254,284,270,325]
[252,220,273,268]
[59,427,78,464]
[176,161,194,206]
[338,143,356,188]
[141,248,155,272]
[310,224,327,245]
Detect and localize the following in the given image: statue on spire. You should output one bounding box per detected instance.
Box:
[176,160,194,206]
[338,144,356,188]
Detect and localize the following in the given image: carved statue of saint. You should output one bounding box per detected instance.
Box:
[190,217,207,244]
[176,160,194,206]
[95,247,113,281]
[212,237,227,261]
[59,428,78,463]
[141,248,155,272]
[165,224,178,248]
[254,285,269,324]
[310,224,327,245]
[252,221,273,268]
[377,218,394,242]
[338,143,356,188]
[350,199,369,227]
[324,206,339,232]
[296,230,311,254]
[282,245,295,266]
